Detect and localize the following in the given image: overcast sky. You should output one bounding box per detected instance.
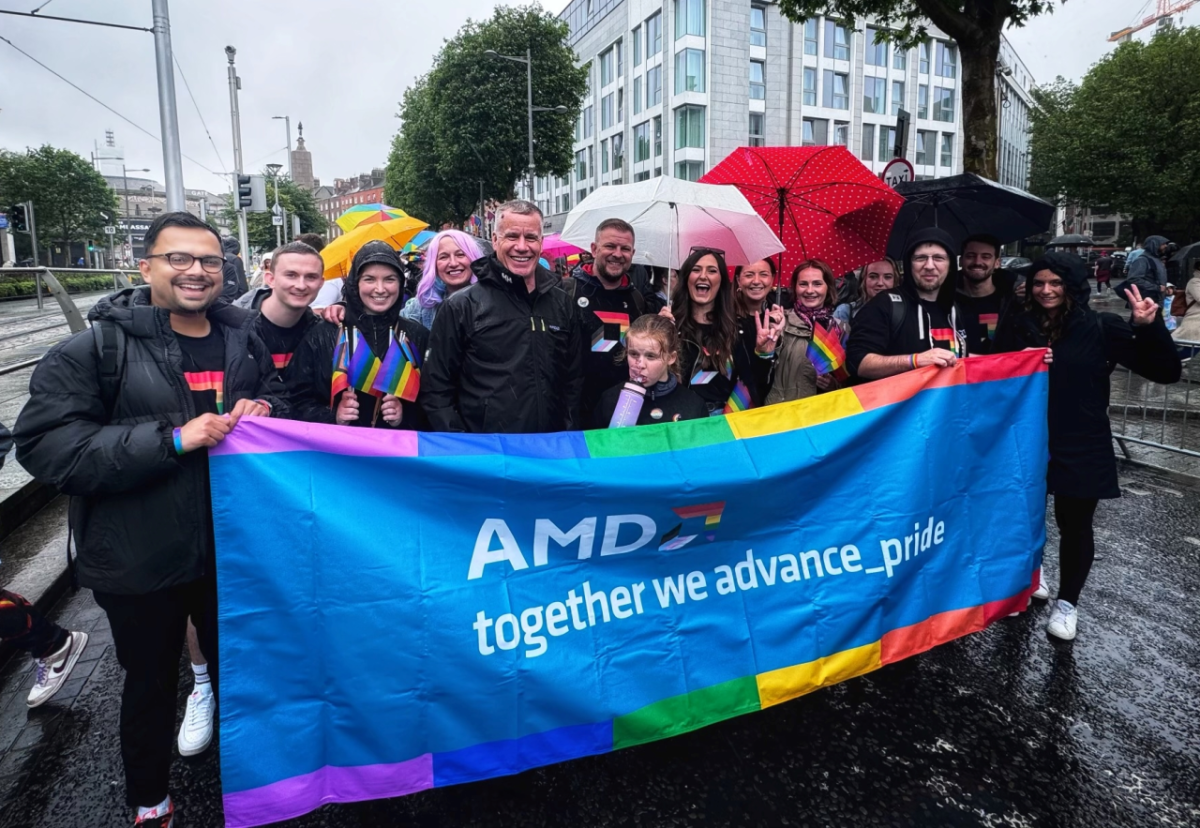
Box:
[1,0,1194,196]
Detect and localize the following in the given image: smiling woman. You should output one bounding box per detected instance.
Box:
[765,259,847,405]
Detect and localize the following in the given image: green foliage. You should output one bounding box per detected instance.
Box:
[220,174,328,251]
[0,273,117,298]
[0,145,120,254]
[1029,26,1200,239]
[385,4,588,226]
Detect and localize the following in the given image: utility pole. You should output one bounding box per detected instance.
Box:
[226,45,250,258]
[150,0,185,211]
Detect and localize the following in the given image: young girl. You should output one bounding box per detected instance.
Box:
[591,314,708,428]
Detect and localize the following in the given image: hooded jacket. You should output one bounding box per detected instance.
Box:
[1127,235,1169,287]
[571,267,645,420]
[286,241,428,429]
[13,287,286,595]
[995,252,1181,499]
[420,254,584,433]
[221,235,248,302]
[846,228,966,377]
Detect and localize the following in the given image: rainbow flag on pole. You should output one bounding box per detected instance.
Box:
[330,328,350,405]
[371,331,422,402]
[334,328,384,400]
[722,379,753,414]
[806,322,849,381]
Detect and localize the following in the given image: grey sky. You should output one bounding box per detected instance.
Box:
[0,0,1194,197]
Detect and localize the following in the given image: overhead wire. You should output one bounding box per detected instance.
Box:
[172,51,229,179]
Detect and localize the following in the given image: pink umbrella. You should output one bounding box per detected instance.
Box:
[542,234,586,263]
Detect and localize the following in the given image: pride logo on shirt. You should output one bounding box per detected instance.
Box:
[185,371,225,414]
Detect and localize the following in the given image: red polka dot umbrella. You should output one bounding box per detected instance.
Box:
[700,146,904,280]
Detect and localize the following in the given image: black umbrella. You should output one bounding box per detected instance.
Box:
[885,174,1056,260]
[1046,234,1095,247]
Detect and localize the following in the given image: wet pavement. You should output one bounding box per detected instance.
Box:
[0,465,1197,828]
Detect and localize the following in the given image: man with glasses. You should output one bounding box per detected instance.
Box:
[847,228,967,380]
[14,211,286,828]
[422,199,583,433]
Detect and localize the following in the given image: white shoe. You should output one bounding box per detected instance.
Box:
[27,630,89,708]
[177,685,215,756]
[1047,599,1078,641]
[1032,569,1050,601]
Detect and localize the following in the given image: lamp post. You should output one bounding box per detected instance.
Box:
[484,47,569,198]
[272,115,292,179]
[266,163,283,247]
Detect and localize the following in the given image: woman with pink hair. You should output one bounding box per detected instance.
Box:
[400,229,484,329]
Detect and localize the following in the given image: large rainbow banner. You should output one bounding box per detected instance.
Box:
[211,351,1049,828]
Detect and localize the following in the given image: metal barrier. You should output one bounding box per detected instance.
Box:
[1110,339,1200,477]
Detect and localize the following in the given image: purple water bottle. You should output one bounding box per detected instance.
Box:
[608,382,647,428]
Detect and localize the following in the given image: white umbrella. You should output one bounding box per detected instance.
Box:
[559,177,785,271]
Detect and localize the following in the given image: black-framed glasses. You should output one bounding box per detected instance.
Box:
[144,252,224,273]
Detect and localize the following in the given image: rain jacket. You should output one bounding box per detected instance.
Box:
[221,236,248,302]
[846,228,966,377]
[994,252,1181,499]
[765,309,846,404]
[1127,236,1169,287]
[421,254,584,433]
[13,287,286,595]
[569,268,645,421]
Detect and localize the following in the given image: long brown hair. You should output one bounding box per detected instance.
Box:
[673,248,738,372]
[733,257,777,316]
[624,314,684,381]
[1026,282,1075,344]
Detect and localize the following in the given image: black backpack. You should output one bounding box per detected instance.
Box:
[90,320,127,417]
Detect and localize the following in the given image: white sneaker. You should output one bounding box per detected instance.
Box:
[1032,569,1050,601]
[27,630,89,708]
[1047,599,1078,641]
[177,685,215,756]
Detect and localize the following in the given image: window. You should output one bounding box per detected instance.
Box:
[602,93,614,130]
[863,77,884,114]
[862,123,875,161]
[633,25,642,65]
[915,130,932,165]
[803,67,817,106]
[749,112,765,146]
[894,46,907,70]
[654,115,663,156]
[675,160,704,181]
[647,12,662,56]
[878,126,896,161]
[575,149,588,182]
[804,18,818,55]
[578,188,588,205]
[941,133,954,167]
[674,105,705,149]
[891,81,905,116]
[918,84,929,119]
[634,122,651,162]
[617,40,623,77]
[823,70,849,109]
[919,41,930,74]
[802,118,827,146]
[634,76,643,114]
[933,87,954,122]
[834,121,849,146]
[824,20,850,60]
[617,87,624,123]
[750,6,766,46]
[750,60,765,100]
[634,170,651,182]
[647,65,662,106]
[613,133,625,170]
[865,28,887,67]
[601,48,614,87]
[601,139,610,173]
[936,41,958,79]
[676,0,704,39]
[583,105,594,137]
[675,48,705,93]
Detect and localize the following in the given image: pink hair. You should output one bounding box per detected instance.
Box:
[416,230,484,309]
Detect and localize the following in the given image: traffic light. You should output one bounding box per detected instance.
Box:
[237,174,253,209]
[10,203,29,233]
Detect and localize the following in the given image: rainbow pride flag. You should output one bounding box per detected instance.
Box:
[346,329,384,398]
[722,379,753,414]
[371,331,421,402]
[210,351,1049,828]
[806,322,848,381]
[330,328,349,405]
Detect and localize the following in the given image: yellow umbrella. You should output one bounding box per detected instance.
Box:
[322,216,429,280]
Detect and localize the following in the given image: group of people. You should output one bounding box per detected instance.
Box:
[0,199,1184,827]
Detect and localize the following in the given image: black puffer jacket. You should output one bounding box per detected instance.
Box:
[995,252,1181,499]
[13,287,287,595]
[421,255,584,433]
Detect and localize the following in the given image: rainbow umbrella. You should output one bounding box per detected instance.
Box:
[321,216,430,280]
[336,204,411,233]
[400,229,437,254]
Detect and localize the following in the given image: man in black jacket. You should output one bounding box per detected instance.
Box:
[221,234,248,302]
[14,212,286,828]
[421,200,584,433]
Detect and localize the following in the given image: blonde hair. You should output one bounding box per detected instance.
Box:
[625,314,683,381]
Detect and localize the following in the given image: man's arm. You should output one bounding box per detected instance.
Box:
[419,301,469,432]
[246,329,289,417]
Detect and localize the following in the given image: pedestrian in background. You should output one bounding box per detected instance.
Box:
[221,235,248,302]
[1172,260,1200,342]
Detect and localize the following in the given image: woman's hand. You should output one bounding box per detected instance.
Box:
[335,389,359,424]
[754,307,784,354]
[815,373,836,391]
[380,394,404,426]
[1124,284,1159,326]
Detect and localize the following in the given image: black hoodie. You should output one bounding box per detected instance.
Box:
[570,266,645,421]
[846,228,966,377]
[957,267,1018,356]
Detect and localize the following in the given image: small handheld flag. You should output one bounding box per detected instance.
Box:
[330,327,350,406]
[806,322,849,381]
[371,330,422,402]
[346,329,384,398]
[723,379,753,414]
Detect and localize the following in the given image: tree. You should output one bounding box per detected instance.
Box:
[779,1,1060,179]
[1029,26,1200,240]
[220,173,328,251]
[385,4,589,226]
[0,145,120,265]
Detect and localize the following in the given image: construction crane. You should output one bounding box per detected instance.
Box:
[1108,0,1197,41]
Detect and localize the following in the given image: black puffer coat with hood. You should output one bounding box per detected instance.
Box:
[286,241,428,429]
[13,286,286,595]
[847,228,966,377]
[995,252,1181,499]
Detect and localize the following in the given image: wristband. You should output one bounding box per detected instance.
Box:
[755,348,776,359]
[910,353,918,370]
[172,427,185,456]
[256,399,272,415]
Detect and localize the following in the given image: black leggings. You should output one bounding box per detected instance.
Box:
[1053,495,1099,605]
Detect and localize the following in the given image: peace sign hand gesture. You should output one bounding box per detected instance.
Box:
[1124,284,1158,326]
[754,306,784,354]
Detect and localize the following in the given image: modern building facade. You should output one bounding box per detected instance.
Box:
[533,0,1034,229]
[996,36,1035,191]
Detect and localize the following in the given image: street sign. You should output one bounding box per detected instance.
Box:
[882,158,915,188]
[104,225,116,235]
[272,214,284,226]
